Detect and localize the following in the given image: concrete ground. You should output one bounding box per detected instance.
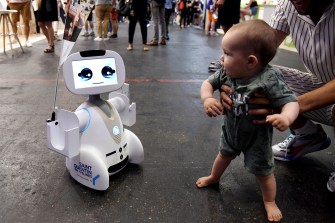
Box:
[0,22,334,223]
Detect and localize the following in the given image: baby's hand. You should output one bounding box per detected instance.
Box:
[266,114,290,132]
[203,98,223,117]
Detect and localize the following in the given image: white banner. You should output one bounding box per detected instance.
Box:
[59,0,94,66]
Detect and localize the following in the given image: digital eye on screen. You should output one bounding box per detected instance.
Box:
[78,68,93,81]
[101,66,115,79]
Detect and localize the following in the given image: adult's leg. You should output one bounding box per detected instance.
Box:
[272,65,333,161]
[38,21,49,42]
[139,15,149,51]
[111,9,118,36]
[22,1,32,42]
[46,21,55,45]
[128,16,137,44]
[165,8,172,37]
[103,5,112,38]
[95,5,103,37]
[205,10,211,35]
[276,66,333,126]
[150,1,159,42]
[158,3,166,40]
[139,15,147,44]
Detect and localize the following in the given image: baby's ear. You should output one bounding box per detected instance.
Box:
[247,55,259,69]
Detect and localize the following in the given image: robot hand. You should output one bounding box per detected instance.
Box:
[108,84,136,126]
[47,109,89,158]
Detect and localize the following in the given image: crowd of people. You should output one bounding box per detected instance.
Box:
[5,0,213,52]
[4,0,335,220]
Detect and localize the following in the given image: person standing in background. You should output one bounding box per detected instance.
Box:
[164,0,173,40]
[127,0,149,51]
[37,0,58,53]
[146,0,167,46]
[94,0,114,41]
[109,0,118,38]
[7,0,33,47]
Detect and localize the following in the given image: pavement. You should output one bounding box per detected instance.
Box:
[0,22,334,223]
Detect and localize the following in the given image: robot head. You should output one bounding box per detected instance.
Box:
[63,50,125,95]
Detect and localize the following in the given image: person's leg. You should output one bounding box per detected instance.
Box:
[8,4,20,35]
[22,1,32,45]
[158,4,166,42]
[196,152,235,188]
[85,12,94,36]
[94,5,103,38]
[164,8,171,39]
[111,9,118,37]
[89,21,94,33]
[127,15,136,50]
[103,5,112,38]
[272,65,332,161]
[82,21,89,36]
[205,10,212,35]
[60,7,66,24]
[256,174,282,222]
[38,22,49,42]
[150,1,159,42]
[139,15,149,51]
[46,21,55,48]
[33,10,40,33]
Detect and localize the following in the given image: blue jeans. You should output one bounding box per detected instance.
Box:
[150,1,166,41]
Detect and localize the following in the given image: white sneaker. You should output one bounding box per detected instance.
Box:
[272,125,331,161]
[94,37,103,41]
[107,32,112,38]
[81,31,89,37]
[25,40,32,47]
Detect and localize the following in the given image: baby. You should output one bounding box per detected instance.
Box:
[197,20,300,222]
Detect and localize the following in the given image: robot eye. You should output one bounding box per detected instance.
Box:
[78,68,93,81]
[101,66,115,78]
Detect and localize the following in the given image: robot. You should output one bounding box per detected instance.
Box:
[47,50,144,190]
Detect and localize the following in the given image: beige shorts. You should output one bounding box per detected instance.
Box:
[8,2,32,23]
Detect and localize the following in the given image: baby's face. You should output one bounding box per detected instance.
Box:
[221,33,252,79]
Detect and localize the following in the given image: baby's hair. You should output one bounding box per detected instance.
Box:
[228,20,277,66]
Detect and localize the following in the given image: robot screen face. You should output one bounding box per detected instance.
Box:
[72,57,118,90]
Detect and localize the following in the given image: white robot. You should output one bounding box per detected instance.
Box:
[47,50,144,190]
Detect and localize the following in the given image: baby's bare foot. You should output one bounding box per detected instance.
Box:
[196,176,218,188]
[264,201,282,222]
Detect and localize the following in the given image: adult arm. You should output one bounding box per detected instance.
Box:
[298,79,335,114]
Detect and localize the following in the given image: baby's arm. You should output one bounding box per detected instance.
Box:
[201,80,224,117]
[266,102,299,131]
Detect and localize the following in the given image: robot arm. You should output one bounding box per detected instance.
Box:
[47,109,89,158]
[108,83,136,126]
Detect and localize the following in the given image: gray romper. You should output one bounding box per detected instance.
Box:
[208,65,297,175]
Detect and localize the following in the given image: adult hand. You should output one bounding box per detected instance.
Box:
[248,92,273,124]
[219,88,273,124]
[220,85,233,111]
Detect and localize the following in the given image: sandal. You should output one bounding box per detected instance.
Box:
[143,46,149,51]
[127,44,133,51]
[44,47,54,53]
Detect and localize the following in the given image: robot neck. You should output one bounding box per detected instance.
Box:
[88,94,113,117]
[89,94,102,102]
